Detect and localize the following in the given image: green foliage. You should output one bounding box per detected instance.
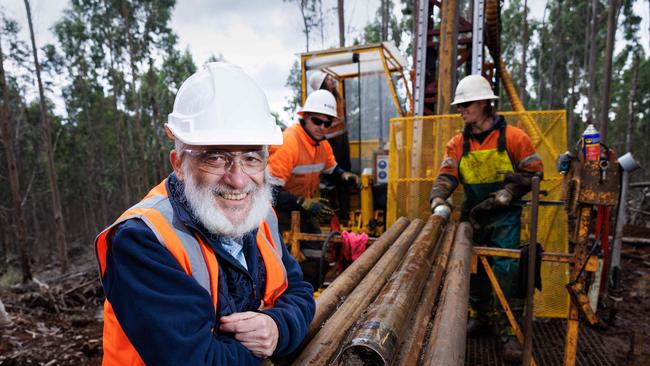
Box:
[0,0,198,265]
[499,0,650,178]
[356,0,403,47]
[271,111,287,129]
[284,60,302,117]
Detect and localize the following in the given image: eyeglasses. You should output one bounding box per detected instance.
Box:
[457,101,476,108]
[309,115,333,128]
[182,149,267,176]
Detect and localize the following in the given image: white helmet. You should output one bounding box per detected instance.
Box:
[298,90,338,118]
[309,71,327,92]
[451,74,499,105]
[166,62,283,146]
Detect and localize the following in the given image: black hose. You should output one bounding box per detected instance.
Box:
[319,231,341,289]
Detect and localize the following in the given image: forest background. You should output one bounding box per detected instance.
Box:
[0,0,649,282]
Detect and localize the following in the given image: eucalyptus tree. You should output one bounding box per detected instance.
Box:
[0,15,32,282]
[54,0,124,236]
[24,0,69,273]
[52,0,194,242]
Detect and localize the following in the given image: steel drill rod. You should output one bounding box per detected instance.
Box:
[307,217,410,342]
[395,222,457,366]
[339,215,448,365]
[523,176,541,365]
[291,219,425,366]
[422,222,473,366]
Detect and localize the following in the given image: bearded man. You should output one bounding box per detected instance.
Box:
[95,63,315,366]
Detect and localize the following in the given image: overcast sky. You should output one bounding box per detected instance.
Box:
[1,0,389,122]
[1,0,649,121]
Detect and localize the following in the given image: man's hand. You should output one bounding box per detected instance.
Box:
[430,197,448,213]
[219,312,279,359]
[297,197,335,220]
[341,171,361,187]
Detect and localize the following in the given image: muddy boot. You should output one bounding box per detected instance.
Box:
[501,336,523,364]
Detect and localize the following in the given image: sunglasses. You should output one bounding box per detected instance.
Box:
[309,116,333,128]
[457,101,476,108]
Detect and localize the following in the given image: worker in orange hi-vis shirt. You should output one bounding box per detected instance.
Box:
[429,74,543,363]
[309,71,352,221]
[268,89,359,287]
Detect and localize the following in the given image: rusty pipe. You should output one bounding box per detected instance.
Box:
[523,176,541,365]
[422,222,473,366]
[395,222,457,366]
[291,219,425,366]
[339,214,448,365]
[306,217,410,343]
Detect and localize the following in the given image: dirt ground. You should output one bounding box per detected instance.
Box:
[0,226,649,365]
[596,225,650,366]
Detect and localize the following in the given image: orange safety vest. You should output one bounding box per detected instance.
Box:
[95,180,288,366]
[268,123,337,198]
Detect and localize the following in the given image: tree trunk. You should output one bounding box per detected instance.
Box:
[567,64,578,145]
[121,1,149,195]
[381,0,389,42]
[24,0,68,273]
[547,0,563,110]
[0,31,33,283]
[338,0,345,47]
[318,0,325,48]
[586,0,599,122]
[582,0,592,73]
[599,0,619,143]
[537,6,547,106]
[300,0,310,51]
[104,24,132,210]
[519,0,528,105]
[625,53,639,153]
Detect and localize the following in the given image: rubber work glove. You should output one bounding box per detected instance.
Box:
[494,189,513,207]
[297,197,335,220]
[430,197,448,213]
[468,197,497,230]
[341,171,361,187]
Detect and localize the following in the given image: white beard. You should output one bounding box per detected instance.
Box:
[182,166,273,238]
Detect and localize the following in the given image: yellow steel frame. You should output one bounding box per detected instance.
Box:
[478,255,538,366]
[299,44,409,116]
[281,211,378,264]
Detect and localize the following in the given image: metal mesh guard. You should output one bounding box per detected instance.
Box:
[387,111,570,318]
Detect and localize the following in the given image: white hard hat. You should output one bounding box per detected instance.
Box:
[451,74,499,105]
[298,90,338,118]
[309,71,327,91]
[166,62,283,146]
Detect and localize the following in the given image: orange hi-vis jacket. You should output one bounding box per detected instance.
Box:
[437,118,543,220]
[94,180,288,366]
[268,123,337,198]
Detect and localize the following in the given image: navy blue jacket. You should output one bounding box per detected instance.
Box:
[101,175,315,365]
